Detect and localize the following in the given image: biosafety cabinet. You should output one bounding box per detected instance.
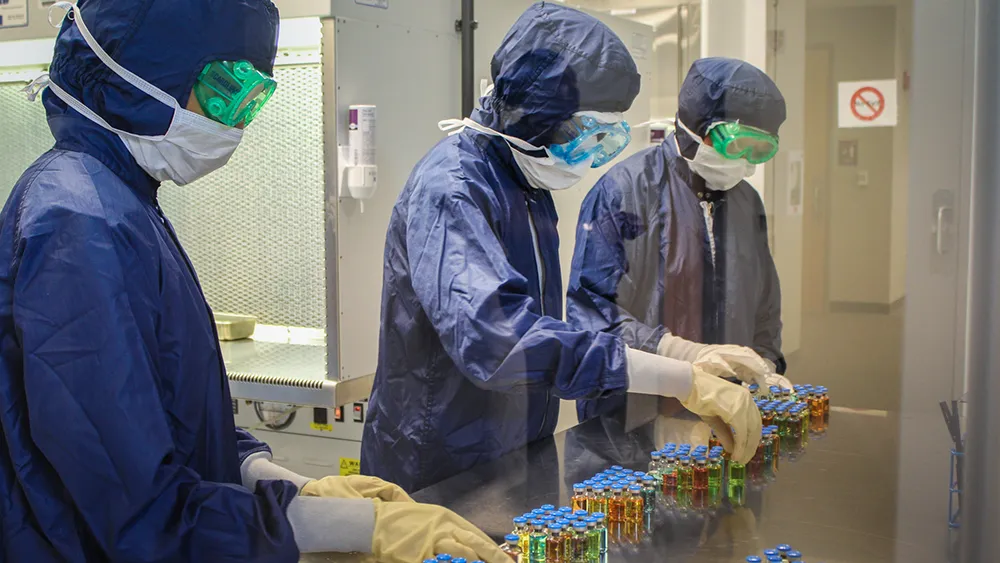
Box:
[0,0,660,476]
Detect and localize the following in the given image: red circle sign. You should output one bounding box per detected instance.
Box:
[850,86,885,121]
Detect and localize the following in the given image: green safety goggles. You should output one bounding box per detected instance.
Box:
[708,121,780,164]
[193,60,277,128]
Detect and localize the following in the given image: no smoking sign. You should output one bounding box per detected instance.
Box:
[839,79,898,128]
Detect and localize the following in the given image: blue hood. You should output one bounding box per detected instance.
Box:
[43,0,279,193]
[473,1,641,147]
[677,57,786,138]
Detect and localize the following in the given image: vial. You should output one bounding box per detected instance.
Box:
[572,483,588,512]
[728,482,746,507]
[512,517,529,554]
[626,484,644,523]
[769,385,781,401]
[661,453,678,493]
[649,451,663,481]
[584,517,600,562]
[529,521,547,563]
[799,405,811,446]
[729,460,746,486]
[608,485,626,523]
[693,456,709,490]
[541,504,556,515]
[571,521,589,561]
[762,430,774,479]
[592,512,608,554]
[500,534,522,561]
[777,544,792,559]
[748,438,764,481]
[546,524,566,562]
[641,476,657,513]
[764,549,779,560]
[707,454,723,489]
[677,456,694,491]
[590,485,607,514]
[762,406,775,428]
[770,427,781,472]
[788,550,803,561]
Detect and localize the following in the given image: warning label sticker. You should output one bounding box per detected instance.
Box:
[838,79,898,129]
[339,457,361,476]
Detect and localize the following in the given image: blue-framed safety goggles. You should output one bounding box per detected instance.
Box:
[548,112,632,168]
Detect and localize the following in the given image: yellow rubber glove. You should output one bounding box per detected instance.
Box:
[300,475,414,503]
[680,359,762,465]
[371,502,510,563]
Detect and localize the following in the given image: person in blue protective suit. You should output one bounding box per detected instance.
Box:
[0,2,508,562]
[362,3,765,494]
[567,57,792,423]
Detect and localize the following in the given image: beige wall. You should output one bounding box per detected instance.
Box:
[768,0,806,354]
[808,6,898,305]
[890,0,912,304]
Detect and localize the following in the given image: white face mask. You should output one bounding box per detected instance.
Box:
[438,117,591,191]
[24,2,243,186]
[676,119,756,191]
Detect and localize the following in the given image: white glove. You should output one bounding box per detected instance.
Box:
[680,356,762,465]
[765,372,793,390]
[657,334,771,387]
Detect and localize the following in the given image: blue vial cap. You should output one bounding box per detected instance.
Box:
[651,451,662,458]
[471,561,485,563]
[788,551,802,558]
[556,518,571,526]
[622,469,634,475]
[541,515,555,523]
[541,504,555,511]
[626,476,638,483]
[549,524,563,532]
[531,520,544,527]
[763,549,779,557]
[746,558,763,563]
[424,560,437,563]
[611,485,624,491]
[559,506,573,513]
[574,522,588,530]
[584,516,598,524]
[611,465,623,471]
[505,534,519,542]
[531,509,545,516]
[583,479,595,486]
[768,557,783,563]
[664,443,676,449]
[574,510,589,517]
[573,483,586,490]
[513,517,528,525]
[777,544,791,552]
[592,512,606,519]
[629,484,643,492]
[749,383,759,390]
[436,556,453,562]
[453,559,467,563]
[593,485,605,492]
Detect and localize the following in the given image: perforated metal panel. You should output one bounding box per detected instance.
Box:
[0,83,55,203]
[159,64,327,329]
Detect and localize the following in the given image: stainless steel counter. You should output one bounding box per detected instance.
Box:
[412,402,958,563]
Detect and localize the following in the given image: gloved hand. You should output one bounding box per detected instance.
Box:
[371,501,509,563]
[300,475,414,503]
[764,372,793,391]
[657,334,771,387]
[693,345,772,387]
[680,357,762,465]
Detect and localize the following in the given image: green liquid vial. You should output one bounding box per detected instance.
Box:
[677,456,694,491]
[529,522,547,562]
[641,477,657,514]
[571,522,589,562]
[729,461,746,486]
[707,455,722,489]
[592,513,608,554]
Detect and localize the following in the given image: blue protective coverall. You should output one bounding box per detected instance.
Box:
[567,58,787,422]
[361,2,642,493]
[0,1,302,562]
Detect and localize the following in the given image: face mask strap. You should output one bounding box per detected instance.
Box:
[49,2,176,108]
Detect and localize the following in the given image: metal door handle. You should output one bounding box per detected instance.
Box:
[936,205,953,255]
